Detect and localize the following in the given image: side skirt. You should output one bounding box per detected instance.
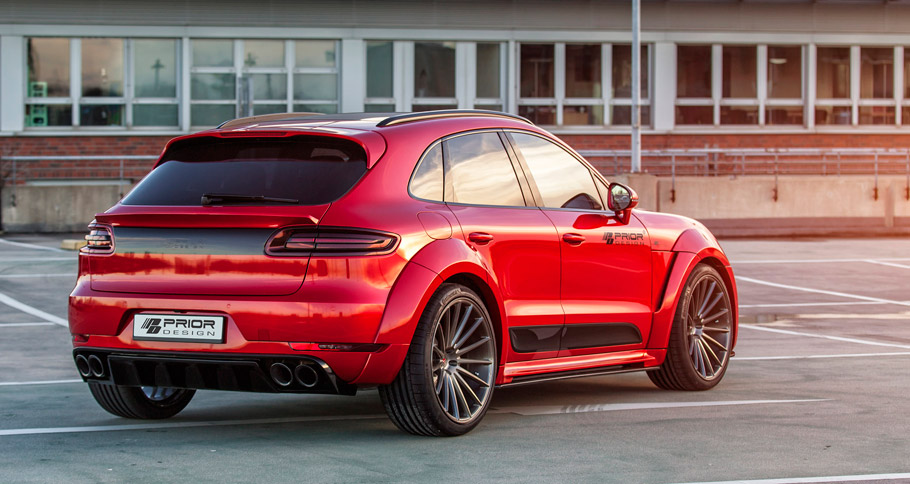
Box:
[498,349,664,386]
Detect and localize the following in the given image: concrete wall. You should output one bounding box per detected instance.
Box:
[1,185,125,233]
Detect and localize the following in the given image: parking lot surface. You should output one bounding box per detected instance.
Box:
[1,235,909,484]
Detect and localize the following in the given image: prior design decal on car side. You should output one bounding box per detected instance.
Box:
[603,231,647,246]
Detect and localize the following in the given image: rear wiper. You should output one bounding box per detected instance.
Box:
[201,193,299,206]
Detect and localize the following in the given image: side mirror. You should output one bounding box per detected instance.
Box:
[607,182,638,224]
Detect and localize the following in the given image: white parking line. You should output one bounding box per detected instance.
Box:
[741,324,910,349]
[0,322,57,327]
[0,273,75,279]
[733,257,910,264]
[0,239,66,253]
[0,257,75,262]
[739,301,886,309]
[494,399,826,416]
[736,276,910,308]
[0,414,387,437]
[669,472,910,484]
[864,259,910,270]
[737,351,910,361]
[0,379,82,387]
[0,292,67,327]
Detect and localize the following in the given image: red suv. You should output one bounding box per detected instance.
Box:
[70,110,738,436]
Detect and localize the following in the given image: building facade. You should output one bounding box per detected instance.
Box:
[3,0,910,180]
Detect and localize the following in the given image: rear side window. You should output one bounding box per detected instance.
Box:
[122,137,367,206]
[409,143,444,201]
[509,132,603,210]
[444,132,525,207]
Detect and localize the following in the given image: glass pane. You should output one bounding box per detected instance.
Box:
[409,143,443,201]
[612,44,649,98]
[476,43,501,99]
[244,40,284,68]
[905,51,910,98]
[253,104,288,115]
[26,104,71,127]
[511,132,602,211]
[562,105,603,125]
[294,73,337,100]
[768,46,802,99]
[366,41,393,98]
[133,104,178,126]
[861,47,893,99]
[191,73,236,100]
[520,44,554,98]
[817,47,850,99]
[415,42,456,98]
[82,38,124,97]
[474,104,502,111]
[135,39,178,98]
[765,106,804,125]
[859,106,894,125]
[445,132,524,207]
[518,105,556,125]
[677,45,711,98]
[722,46,756,98]
[80,104,124,126]
[904,106,910,125]
[27,38,70,97]
[675,105,713,125]
[193,39,233,67]
[296,40,336,68]
[720,106,758,124]
[250,73,287,100]
[365,104,395,113]
[814,105,852,125]
[294,103,338,114]
[611,105,651,126]
[191,104,235,126]
[565,44,601,98]
[412,104,457,112]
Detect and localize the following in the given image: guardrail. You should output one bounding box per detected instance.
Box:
[577,148,910,202]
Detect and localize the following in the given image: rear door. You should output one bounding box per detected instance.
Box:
[438,131,563,362]
[506,131,653,357]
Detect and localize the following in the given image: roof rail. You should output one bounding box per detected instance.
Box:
[376,109,533,128]
[218,112,326,129]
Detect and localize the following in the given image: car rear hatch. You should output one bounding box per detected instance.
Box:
[88,133,377,296]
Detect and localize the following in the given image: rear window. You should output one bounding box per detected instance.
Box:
[122,136,367,206]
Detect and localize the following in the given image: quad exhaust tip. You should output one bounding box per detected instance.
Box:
[87,355,105,378]
[269,362,294,387]
[75,355,91,377]
[294,364,320,388]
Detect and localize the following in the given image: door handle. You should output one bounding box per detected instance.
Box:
[468,232,494,244]
[562,233,585,245]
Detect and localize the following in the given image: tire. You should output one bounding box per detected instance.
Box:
[88,383,195,419]
[649,264,734,391]
[379,283,497,436]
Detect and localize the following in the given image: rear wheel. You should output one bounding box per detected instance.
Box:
[649,264,733,391]
[379,283,497,436]
[88,383,195,419]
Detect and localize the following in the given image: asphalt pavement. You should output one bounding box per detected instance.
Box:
[1,235,909,484]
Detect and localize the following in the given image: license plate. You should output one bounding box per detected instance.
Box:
[133,313,225,343]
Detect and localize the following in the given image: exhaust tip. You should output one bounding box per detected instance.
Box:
[87,355,105,378]
[269,363,293,387]
[75,355,91,377]
[294,364,320,388]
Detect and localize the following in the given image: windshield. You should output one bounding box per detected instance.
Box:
[122,136,368,206]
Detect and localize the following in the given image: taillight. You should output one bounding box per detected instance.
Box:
[80,224,114,254]
[266,227,398,256]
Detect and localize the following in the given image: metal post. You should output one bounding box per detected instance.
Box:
[630,0,642,173]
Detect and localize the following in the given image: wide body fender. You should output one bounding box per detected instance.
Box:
[352,238,502,384]
[647,230,738,352]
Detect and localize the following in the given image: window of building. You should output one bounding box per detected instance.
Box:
[475,43,504,111]
[766,45,803,126]
[413,42,457,111]
[518,42,651,127]
[365,41,395,112]
[859,47,895,125]
[294,40,339,114]
[675,45,712,125]
[721,45,758,125]
[816,46,851,126]
[25,37,180,129]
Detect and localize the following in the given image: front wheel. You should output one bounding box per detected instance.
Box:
[88,383,195,419]
[379,283,497,436]
[649,264,734,391]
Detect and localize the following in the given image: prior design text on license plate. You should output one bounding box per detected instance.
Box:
[133,314,225,343]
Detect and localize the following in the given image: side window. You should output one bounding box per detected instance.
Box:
[444,132,526,207]
[409,143,444,201]
[510,132,603,210]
